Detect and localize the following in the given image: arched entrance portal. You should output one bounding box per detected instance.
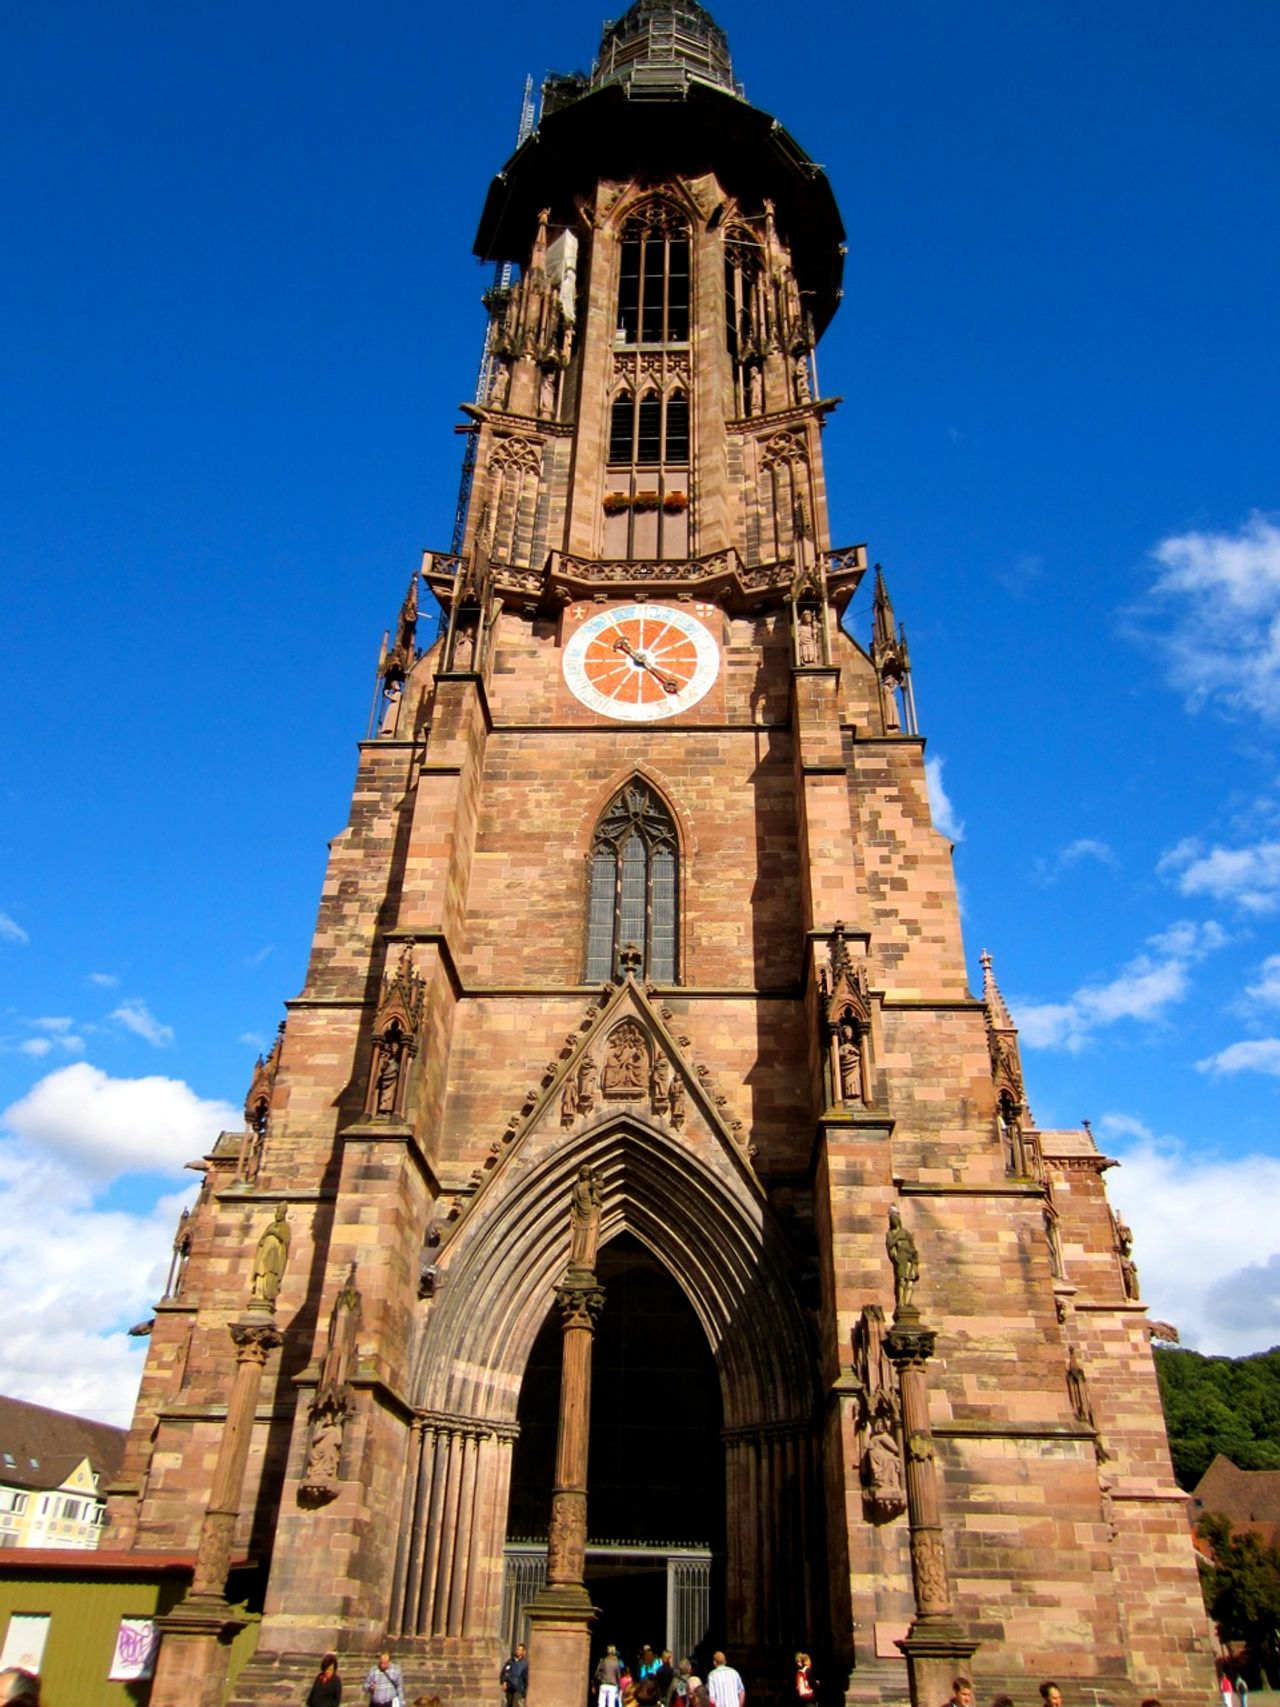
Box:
[505,1233,725,1667]
[391,1117,826,1697]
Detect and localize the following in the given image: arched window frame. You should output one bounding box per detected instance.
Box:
[614,199,692,347]
[584,782,680,984]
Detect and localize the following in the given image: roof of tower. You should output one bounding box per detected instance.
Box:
[591,1,737,99]
[474,7,845,337]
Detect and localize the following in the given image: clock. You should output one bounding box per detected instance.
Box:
[563,603,720,721]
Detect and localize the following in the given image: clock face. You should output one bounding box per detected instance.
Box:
[563,603,720,721]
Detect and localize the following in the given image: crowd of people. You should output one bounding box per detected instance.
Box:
[588,1645,746,1707]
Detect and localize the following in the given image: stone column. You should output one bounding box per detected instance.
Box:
[525,1270,605,1707]
[148,1311,282,1707]
[883,1313,976,1707]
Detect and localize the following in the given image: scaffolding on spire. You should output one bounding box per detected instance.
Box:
[451,76,538,555]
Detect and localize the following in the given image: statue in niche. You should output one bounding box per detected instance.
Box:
[748,366,763,415]
[1066,1346,1094,1425]
[650,1056,671,1115]
[885,1206,918,1315]
[453,619,475,672]
[1045,1208,1064,1280]
[798,606,821,666]
[1116,1221,1140,1300]
[794,354,812,404]
[304,1411,343,1485]
[250,1204,290,1311]
[539,366,558,418]
[576,1054,598,1115]
[863,1400,904,1511]
[569,1165,603,1272]
[668,1074,685,1128]
[372,1025,406,1116]
[602,1021,648,1097]
[837,1017,864,1104]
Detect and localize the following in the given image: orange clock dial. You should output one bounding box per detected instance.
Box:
[563,603,720,721]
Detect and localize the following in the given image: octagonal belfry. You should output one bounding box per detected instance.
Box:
[108,7,1216,1707]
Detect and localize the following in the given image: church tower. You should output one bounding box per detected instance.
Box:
[109,6,1216,1706]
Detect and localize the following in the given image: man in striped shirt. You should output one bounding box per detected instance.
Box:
[706,1653,745,1707]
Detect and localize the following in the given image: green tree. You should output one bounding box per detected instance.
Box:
[1197,1513,1280,1685]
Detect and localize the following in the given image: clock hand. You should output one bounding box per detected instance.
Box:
[613,636,680,694]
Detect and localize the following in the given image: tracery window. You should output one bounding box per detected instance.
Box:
[608,389,689,467]
[585,782,678,983]
[616,203,690,345]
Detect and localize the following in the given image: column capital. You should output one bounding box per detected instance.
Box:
[229,1317,284,1363]
[884,1318,936,1368]
[555,1277,606,1331]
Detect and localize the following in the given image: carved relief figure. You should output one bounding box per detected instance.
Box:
[373,1026,405,1115]
[650,1055,671,1115]
[561,1078,579,1127]
[576,1054,598,1114]
[250,1204,290,1310]
[886,1206,918,1315]
[569,1165,603,1272]
[602,1020,648,1097]
[1066,1346,1094,1425]
[668,1074,685,1128]
[303,1411,343,1485]
[317,1267,361,1406]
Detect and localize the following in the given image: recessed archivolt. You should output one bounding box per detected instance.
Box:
[412,1117,814,1432]
[574,763,696,863]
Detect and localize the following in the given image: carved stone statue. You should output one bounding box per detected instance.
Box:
[576,1054,598,1114]
[560,1078,578,1127]
[1066,1346,1094,1425]
[373,1029,405,1116]
[303,1410,343,1485]
[568,1164,603,1273]
[317,1267,361,1407]
[453,621,475,672]
[838,1019,863,1103]
[250,1204,290,1310]
[650,1055,671,1115]
[886,1206,918,1315]
[668,1073,685,1128]
[602,1021,648,1097]
[798,606,821,666]
[863,1402,904,1510]
[1116,1222,1140,1300]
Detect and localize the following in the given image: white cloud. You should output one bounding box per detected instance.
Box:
[1035,838,1117,882]
[1158,835,1280,914]
[1139,511,1280,720]
[0,913,30,945]
[237,1031,268,1051]
[924,756,965,843]
[1196,1038,1280,1078]
[86,972,120,989]
[110,997,175,1048]
[244,945,274,967]
[1016,919,1225,1051]
[1246,954,1280,1006]
[0,1063,236,1422]
[2,1060,239,1180]
[1101,1116,1280,1355]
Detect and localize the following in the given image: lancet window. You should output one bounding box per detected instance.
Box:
[585,783,679,983]
[608,389,689,467]
[616,202,690,346]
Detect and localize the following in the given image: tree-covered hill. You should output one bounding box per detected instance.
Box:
[1155,1345,1280,1490]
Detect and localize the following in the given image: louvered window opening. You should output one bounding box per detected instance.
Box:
[585,785,679,982]
[617,224,690,345]
[608,391,689,468]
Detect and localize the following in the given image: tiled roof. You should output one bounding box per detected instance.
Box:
[0,1394,127,1493]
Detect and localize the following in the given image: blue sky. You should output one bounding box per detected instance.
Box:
[2,0,1278,1423]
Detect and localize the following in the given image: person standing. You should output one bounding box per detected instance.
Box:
[946,1681,975,1707]
[364,1651,406,1707]
[595,1644,625,1707]
[307,1654,342,1707]
[502,1644,529,1707]
[793,1654,816,1703]
[707,1652,745,1707]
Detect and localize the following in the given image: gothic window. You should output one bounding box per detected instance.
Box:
[608,390,690,468]
[616,204,690,346]
[585,783,679,983]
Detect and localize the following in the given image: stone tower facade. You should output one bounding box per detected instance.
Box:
[108,6,1216,1706]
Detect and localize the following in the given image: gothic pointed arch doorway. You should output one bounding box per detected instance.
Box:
[504,1232,725,1668]
[392,1117,826,1692]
